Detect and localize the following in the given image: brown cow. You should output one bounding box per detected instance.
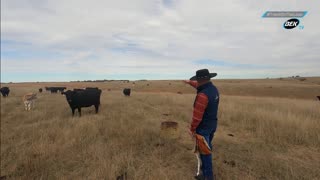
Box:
[22,93,37,111]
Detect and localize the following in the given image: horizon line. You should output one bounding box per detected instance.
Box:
[1,76,319,84]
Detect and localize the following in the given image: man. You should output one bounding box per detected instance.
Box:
[184,69,220,180]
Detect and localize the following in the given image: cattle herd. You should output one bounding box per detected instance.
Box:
[2,84,319,116]
[0,86,132,117]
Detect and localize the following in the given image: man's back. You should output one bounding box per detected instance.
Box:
[195,82,219,134]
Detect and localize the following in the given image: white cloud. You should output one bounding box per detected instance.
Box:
[1,0,320,81]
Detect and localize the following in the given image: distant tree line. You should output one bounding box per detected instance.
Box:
[69,80,131,83]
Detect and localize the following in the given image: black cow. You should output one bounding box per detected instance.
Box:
[62,88,102,117]
[73,87,98,92]
[73,88,85,92]
[46,87,66,93]
[49,87,58,93]
[0,87,10,97]
[85,87,99,90]
[39,88,43,93]
[317,96,320,101]
[55,87,66,94]
[123,88,131,96]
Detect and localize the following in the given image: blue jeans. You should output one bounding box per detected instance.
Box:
[197,129,215,180]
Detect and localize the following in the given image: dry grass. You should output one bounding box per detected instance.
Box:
[1,78,320,179]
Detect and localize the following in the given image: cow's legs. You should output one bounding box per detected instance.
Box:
[94,104,99,113]
[72,108,75,116]
[29,101,32,110]
[24,101,28,110]
[78,107,81,117]
[24,101,31,111]
[28,103,31,111]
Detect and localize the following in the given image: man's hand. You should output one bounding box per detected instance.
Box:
[188,129,195,140]
[182,80,190,84]
[183,80,198,89]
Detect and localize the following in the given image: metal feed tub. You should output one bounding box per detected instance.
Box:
[160,121,179,139]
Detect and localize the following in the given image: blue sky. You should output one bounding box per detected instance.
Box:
[1,0,320,82]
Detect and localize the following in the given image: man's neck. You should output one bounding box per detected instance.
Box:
[197,80,210,87]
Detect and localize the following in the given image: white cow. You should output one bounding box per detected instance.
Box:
[23,93,37,111]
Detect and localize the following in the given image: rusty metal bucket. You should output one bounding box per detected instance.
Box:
[160,121,179,139]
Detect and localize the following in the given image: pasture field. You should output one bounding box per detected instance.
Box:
[1,78,320,180]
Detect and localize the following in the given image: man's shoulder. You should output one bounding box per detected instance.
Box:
[210,83,219,92]
[201,84,219,101]
[207,83,219,92]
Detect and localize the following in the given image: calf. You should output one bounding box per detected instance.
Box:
[0,87,10,97]
[63,88,102,117]
[23,93,37,111]
[317,96,320,101]
[123,88,131,96]
[39,88,43,93]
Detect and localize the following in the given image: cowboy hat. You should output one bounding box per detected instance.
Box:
[190,69,217,80]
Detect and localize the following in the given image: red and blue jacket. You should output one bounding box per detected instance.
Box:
[189,81,219,135]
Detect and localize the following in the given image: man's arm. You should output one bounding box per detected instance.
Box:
[190,93,208,133]
[183,80,198,89]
